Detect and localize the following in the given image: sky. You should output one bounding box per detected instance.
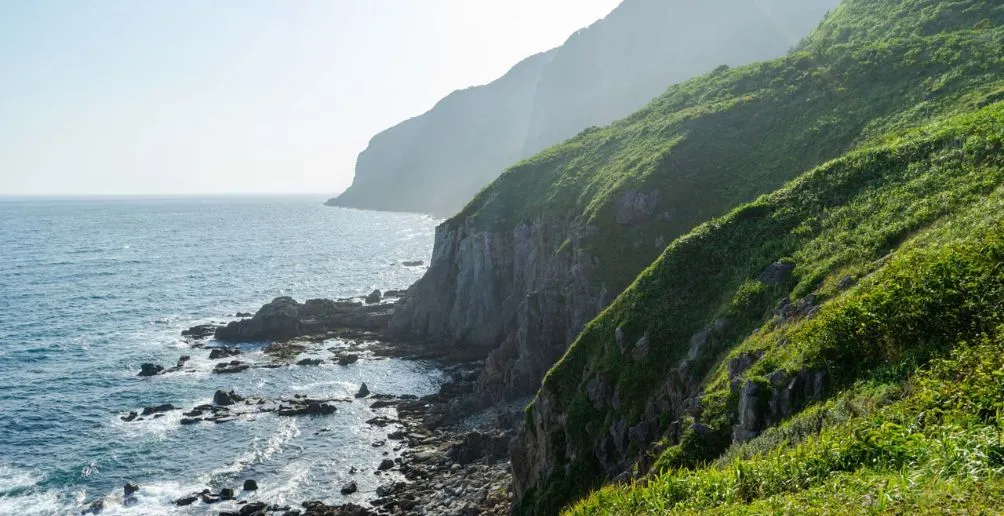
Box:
[0,0,621,197]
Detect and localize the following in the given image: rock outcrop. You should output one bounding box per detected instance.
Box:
[215,297,393,342]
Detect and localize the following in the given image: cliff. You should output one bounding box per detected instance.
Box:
[328,0,840,216]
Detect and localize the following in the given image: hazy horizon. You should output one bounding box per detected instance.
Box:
[0,0,620,197]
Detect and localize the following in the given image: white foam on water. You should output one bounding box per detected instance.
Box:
[0,464,68,516]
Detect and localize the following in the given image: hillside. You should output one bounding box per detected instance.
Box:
[328,0,839,216]
[390,0,1004,439]
[506,1,1004,513]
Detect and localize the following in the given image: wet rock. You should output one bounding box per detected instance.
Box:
[243,479,258,491]
[209,347,242,360]
[759,261,795,286]
[365,290,382,304]
[402,260,424,267]
[236,312,254,318]
[141,404,176,416]
[277,401,337,417]
[216,297,394,342]
[213,361,250,374]
[176,355,191,368]
[300,501,375,516]
[174,494,198,506]
[340,481,358,495]
[214,390,240,406]
[120,411,138,422]
[124,482,139,497]
[355,383,370,398]
[236,502,269,516]
[297,358,324,367]
[219,487,235,500]
[378,458,395,471]
[182,324,219,340]
[180,417,202,425]
[81,498,104,515]
[138,363,164,377]
[337,354,360,366]
[375,483,398,497]
[383,289,407,298]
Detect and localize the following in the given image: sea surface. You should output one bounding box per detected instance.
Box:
[0,196,444,515]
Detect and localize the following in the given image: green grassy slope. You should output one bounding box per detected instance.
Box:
[511,1,1004,513]
[454,0,1004,292]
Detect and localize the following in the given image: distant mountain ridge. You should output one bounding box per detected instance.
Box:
[328,0,840,217]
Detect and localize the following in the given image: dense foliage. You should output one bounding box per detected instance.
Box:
[511,0,1004,513]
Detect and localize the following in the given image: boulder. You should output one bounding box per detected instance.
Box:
[242,479,259,491]
[277,401,337,417]
[213,361,250,374]
[337,354,360,366]
[81,498,104,515]
[176,355,191,368]
[209,347,242,360]
[175,495,198,506]
[214,390,237,406]
[120,411,139,422]
[141,404,176,416]
[138,363,164,377]
[123,483,139,497]
[297,358,324,367]
[378,458,395,471]
[365,290,382,304]
[759,261,795,286]
[340,481,358,495]
[182,324,219,340]
[355,383,370,398]
[215,296,394,342]
[219,487,235,500]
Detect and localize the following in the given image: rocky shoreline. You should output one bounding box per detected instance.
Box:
[102,293,518,516]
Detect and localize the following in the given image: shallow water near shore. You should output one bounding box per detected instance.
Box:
[0,196,442,514]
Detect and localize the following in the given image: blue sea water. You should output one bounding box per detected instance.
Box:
[0,196,444,515]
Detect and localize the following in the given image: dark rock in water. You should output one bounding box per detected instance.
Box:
[141,404,176,416]
[383,289,407,298]
[365,289,382,304]
[180,418,202,425]
[337,354,360,366]
[120,411,138,422]
[200,491,220,504]
[759,261,795,286]
[236,312,253,318]
[297,358,324,367]
[176,355,191,368]
[213,361,250,374]
[355,383,370,398]
[138,363,164,377]
[81,498,104,515]
[375,483,400,497]
[301,501,375,516]
[277,401,337,417]
[123,482,139,497]
[235,502,270,516]
[182,324,220,340]
[401,260,424,267]
[214,390,238,406]
[215,297,394,342]
[242,479,258,491]
[209,346,242,360]
[175,495,198,506]
[219,487,235,500]
[378,458,395,471]
[340,480,358,495]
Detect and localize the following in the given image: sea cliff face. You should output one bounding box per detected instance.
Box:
[390,216,609,402]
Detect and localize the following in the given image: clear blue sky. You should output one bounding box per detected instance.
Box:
[0,0,620,196]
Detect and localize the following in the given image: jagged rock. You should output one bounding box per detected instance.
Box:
[175,495,198,506]
[213,361,250,374]
[242,479,258,491]
[219,487,235,500]
[355,383,370,398]
[209,347,242,360]
[447,431,510,465]
[297,358,324,367]
[378,458,395,471]
[120,411,138,422]
[235,502,269,516]
[138,363,164,377]
[176,355,191,368]
[123,482,139,497]
[631,334,650,360]
[586,376,609,410]
[300,501,375,516]
[365,290,382,304]
[216,297,393,342]
[236,312,253,318]
[182,324,219,339]
[375,483,398,497]
[81,499,104,515]
[277,401,336,417]
[340,481,358,495]
[338,354,360,366]
[383,289,407,298]
[141,404,176,416]
[759,262,795,286]
[214,390,237,406]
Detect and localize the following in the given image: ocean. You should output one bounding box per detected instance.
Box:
[0,196,444,515]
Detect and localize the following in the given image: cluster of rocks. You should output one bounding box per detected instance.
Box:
[120,389,348,426]
[215,297,396,343]
[137,355,191,377]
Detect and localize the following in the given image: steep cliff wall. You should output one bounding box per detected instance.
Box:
[330,0,840,216]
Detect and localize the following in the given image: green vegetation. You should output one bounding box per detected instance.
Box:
[508,1,1004,513]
